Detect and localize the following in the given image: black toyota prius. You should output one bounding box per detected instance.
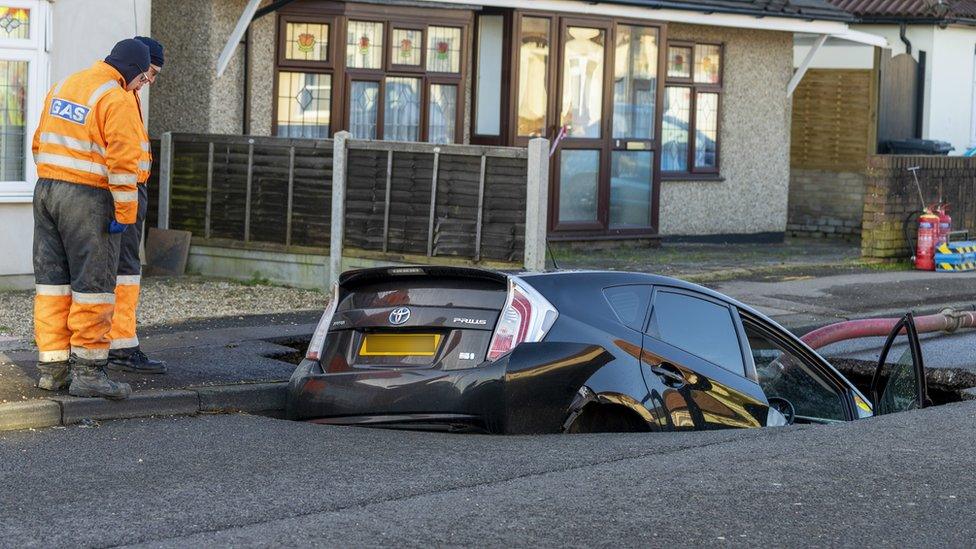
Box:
[286,266,927,433]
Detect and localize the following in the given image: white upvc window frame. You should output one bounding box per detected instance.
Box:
[0,0,49,203]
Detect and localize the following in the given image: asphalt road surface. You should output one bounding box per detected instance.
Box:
[2,400,975,548]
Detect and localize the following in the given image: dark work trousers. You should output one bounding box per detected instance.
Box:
[33,178,120,363]
[108,184,147,350]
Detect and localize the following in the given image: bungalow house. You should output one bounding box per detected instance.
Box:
[147,0,883,243]
[0,0,883,288]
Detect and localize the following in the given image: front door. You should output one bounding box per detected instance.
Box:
[550,20,663,237]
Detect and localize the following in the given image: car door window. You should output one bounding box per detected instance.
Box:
[744,322,846,422]
[603,285,652,331]
[646,290,745,376]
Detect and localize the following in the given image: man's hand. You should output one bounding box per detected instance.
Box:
[108,220,131,234]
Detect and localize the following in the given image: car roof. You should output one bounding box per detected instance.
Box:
[518,269,767,319]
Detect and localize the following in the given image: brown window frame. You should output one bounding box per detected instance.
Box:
[272,3,470,144]
[470,11,511,145]
[662,40,723,180]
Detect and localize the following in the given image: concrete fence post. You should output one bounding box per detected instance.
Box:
[329,131,350,286]
[157,132,173,230]
[524,138,550,271]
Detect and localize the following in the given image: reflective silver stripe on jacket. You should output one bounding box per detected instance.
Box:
[138,160,151,171]
[108,173,138,186]
[111,189,138,202]
[140,141,150,152]
[35,284,72,296]
[40,132,106,156]
[116,275,141,285]
[35,152,108,176]
[71,291,115,305]
[87,80,120,106]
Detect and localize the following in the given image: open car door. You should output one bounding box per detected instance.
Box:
[870,312,929,414]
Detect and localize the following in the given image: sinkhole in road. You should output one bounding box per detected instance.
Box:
[263,337,973,409]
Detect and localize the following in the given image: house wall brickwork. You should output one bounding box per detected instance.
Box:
[787,169,864,240]
[861,155,976,260]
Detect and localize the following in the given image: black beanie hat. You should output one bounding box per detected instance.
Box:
[104,39,150,85]
[134,36,164,67]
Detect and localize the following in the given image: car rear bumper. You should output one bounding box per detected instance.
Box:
[285,342,613,434]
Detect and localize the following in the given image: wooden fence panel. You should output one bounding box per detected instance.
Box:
[790,69,875,172]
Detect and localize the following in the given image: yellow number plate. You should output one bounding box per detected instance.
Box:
[359,333,442,357]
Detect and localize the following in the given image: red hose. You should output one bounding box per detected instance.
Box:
[801,309,976,350]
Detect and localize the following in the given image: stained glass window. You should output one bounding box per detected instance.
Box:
[667,46,691,79]
[695,92,718,168]
[0,7,29,40]
[349,81,379,139]
[428,84,457,144]
[517,17,549,137]
[426,26,461,73]
[392,28,421,66]
[661,86,690,172]
[384,77,420,141]
[0,60,25,181]
[694,44,721,84]
[346,21,383,70]
[276,72,331,138]
[284,22,328,62]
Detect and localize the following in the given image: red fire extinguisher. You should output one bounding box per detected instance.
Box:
[915,208,940,271]
[936,203,952,247]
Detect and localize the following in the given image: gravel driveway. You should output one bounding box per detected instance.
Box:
[0,276,324,343]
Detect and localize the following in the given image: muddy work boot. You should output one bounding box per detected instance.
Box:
[108,347,167,374]
[68,356,131,400]
[36,361,71,391]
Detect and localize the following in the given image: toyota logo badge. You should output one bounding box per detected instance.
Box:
[389,307,411,325]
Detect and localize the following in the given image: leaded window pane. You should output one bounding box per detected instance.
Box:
[0,7,29,40]
[428,84,456,144]
[695,92,718,168]
[426,26,461,73]
[276,71,331,139]
[383,77,420,141]
[284,22,329,62]
[346,21,383,70]
[667,46,691,79]
[661,86,690,171]
[694,44,721,84]
[392,28,422,66]
[0,59,25,181]
[349,81,379,139]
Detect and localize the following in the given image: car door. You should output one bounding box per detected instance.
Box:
[639,287,769,431]
[871,312,928,414]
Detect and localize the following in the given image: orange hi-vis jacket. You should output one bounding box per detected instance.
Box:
[32,61,145,224]
[133,91,151,184]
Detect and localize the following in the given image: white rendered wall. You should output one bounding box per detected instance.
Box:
[926,26,976,153]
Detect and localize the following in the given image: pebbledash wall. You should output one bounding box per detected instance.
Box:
[659,24,793,237]
[149,3,794,239]
[861,155,976,261]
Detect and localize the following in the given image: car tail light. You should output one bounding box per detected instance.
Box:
[306,283,340,361]
[487,277,558,361]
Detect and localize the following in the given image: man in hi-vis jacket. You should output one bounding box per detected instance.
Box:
[32,39,150,399]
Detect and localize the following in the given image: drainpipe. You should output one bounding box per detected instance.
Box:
[242,27,251,135]
[899,21,912,55]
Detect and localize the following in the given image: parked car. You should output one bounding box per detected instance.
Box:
[286,267,927,433]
